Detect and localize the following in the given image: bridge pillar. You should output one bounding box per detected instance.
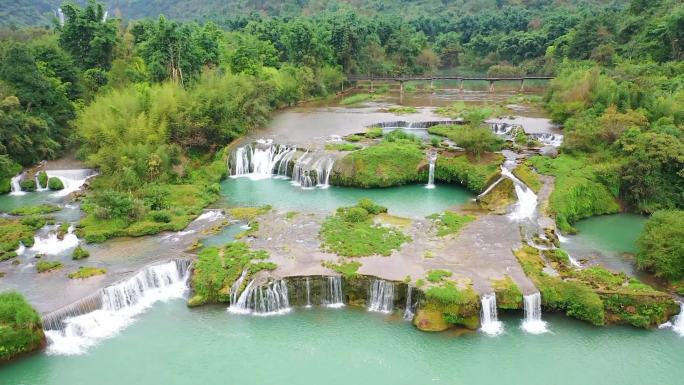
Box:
[489,80,495,93]
[430,78,434,93]
[370,80,374,93]
[399,80,404,96]
[520,79,525,92]
[460,79,464,93]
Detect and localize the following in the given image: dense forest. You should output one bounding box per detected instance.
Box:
[0,0,682,280]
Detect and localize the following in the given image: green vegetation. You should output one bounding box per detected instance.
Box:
[529,154,620,233]
[0,217,43,261]
[9,204,60,216]
[365,128,383,139]
[426,269,452,283]
[324,143,361,152]
[491,276,523,309]
[428,124,503,158]
[514,244,677,328]
[19,179,36,192]
[0,292,44,361]
[322,260,362,279]
[228,206,272,222]
[331,132,425,188]
[427,211,475,237]
[188,242,274,307]
[636,211,684,282]
[387,106,417,114]
[319,200,410,257]
[47,177,64,191]
[35,261,63,273]
[340,93,377,105]
[343,134,363,142]
[422,281,480,330]
[285,211,299,220]
[71,246,90,260]
[512,163,542,193]
[68,267,106,279]
[37,171,47,189]
[435,152,503,193]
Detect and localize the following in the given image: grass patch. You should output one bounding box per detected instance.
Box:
[387,106,418,114]
[428,211,475,237]
[365,128,383,138]
[228,205,271,221]
[325,143,361,151]
[0,218,43,261]
[426,269,452,283]
[340,93,377,105]
[512,162,542,193]
[68,267,106,279]
[322,260,362,279]
[331,136,425,188]
[529,154,621,233]
[434,152,503,193]
[188,241,273,307]
[35,261,63,273]
[71,246,90,260]
[0,291,44,361]
[319,200,410,257]
[9,204,60,216]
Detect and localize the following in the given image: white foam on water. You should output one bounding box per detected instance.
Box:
[30,225,78,255]
[46,169,96,197]
[659,302,684,337]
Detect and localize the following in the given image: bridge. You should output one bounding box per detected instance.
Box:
[346,74,555,92]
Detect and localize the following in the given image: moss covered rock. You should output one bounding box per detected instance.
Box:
[435,152,503,193]
[0,292,45,361]
[413,308,450,332]
[47,177,64,191]
[37,171,48,189]
[19,179,36,192]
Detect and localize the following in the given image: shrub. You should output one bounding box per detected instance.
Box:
[19,179,36,192]
[36,261,63,273]
[0,291,44,361]
[37,171,48,189]
[47,177,64,191]
[636,210,684,281]
[151,211,172,223]
[434,153,503,193]
[365,128,383,138]
[426,269,452,283]
[68,267,106,279]
[428,124,503,158]
[72,246,90,260]
[357,198,387,215]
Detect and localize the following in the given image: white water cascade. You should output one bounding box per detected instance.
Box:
[229,270,248,306]
[56,8,65,26]
[403,286,415,320]
[521,292,548,334]
[425,153,437,189]
[10,173,25,196]
[659,302,684,337]
[30,225,79,256]
[480,293,504,336]
[228,279,291,315]
[305,277,312,307]
[368,279,395,313]
[44,260,191,355]
[231,141,295,179]
[325,276,344,308]
[500,166,538,221]
[46,169,96,197]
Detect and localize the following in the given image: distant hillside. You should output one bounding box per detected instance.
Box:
[1,0,627,28]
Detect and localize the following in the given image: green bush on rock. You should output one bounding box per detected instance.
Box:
[421,281,480,330]
[319,200,410,257]
[636,210,684,282]
[72,246,90,260]
[434,152,502,193]
[68,267,106,279]
[36,261,63,273]
[0,292,45,361]
[37,171,48,189]
[47,177,64,191]
[19,179,36,192]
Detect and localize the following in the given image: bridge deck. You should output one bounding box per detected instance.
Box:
[348,75,554,81]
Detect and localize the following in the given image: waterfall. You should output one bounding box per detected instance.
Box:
[228,279,291,315]
[46,169,96,197]
[403,286,415,320]
[43,259,191,355]
[229,270,248,306]
[102,10,108,22]
[500,166,538,221]
[305,277,312,308]
[30,225,79,256]
[659,302,684,337]
[529,133,564,147]
[15,242,26,256]
[56,8,65,26]
[325,276,344,308]
[521,292,548,334]
[480,293,504,336]
[368,279,395,313]
[425,153,437,189]
[230,141,294,179]
[10,173,25,196]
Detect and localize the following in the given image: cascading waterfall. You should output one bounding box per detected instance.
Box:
[305,277,312,308]
[403,286,415,320]
[46,169,96,197]
[230,141,295,179]
[500,166,538,221]
[480,293,504,336]
[43,259,191,355]
[529,133,564,147]
[229,270,248,306]
[10,173,25,196]
[425,153,437,189]
[228,279,291,315]
[659,302,684,337]
[30,225,79,256]
[521,292,548,334]
[368,279,395,313]
[56,8,65,26]
[325,276,344,308]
